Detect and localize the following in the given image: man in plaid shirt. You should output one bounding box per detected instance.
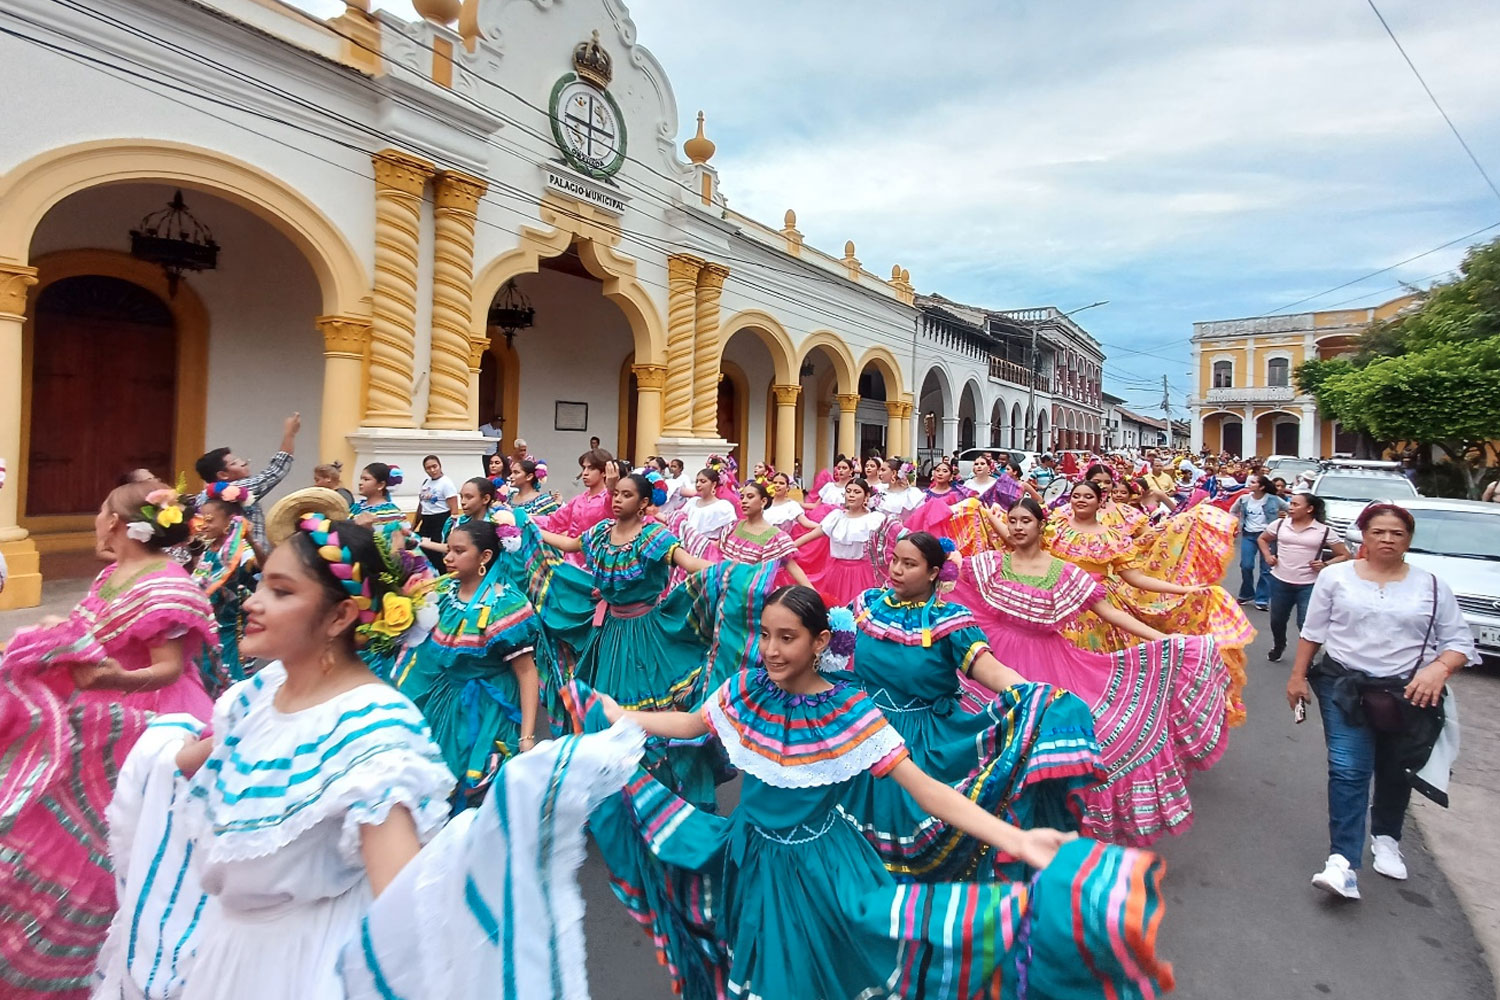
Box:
[194,413,301,548]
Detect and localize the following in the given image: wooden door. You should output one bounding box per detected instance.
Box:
[716,377,739,466]
[28,276,176,516]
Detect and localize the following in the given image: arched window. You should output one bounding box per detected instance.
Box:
[1267,357,1290,388]
[1212,360,1233,388]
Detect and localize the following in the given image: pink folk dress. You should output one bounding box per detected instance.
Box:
[951,550,1232,846]
[0,559,214,998]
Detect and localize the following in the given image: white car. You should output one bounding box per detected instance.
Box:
[1311,466,1419,539]
[1343,497,1500,661]
[955,447,1036,481]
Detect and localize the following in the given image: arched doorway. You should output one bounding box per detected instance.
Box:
[1010,403,1023,449]
[958,380,981,452]
[918,365,953,467]
[989,400,1005,448]
[28,275,176,515]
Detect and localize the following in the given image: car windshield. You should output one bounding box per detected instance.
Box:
[1268,460,1318,479]
[1410,509,1500,560]
[1315,474,1418,501]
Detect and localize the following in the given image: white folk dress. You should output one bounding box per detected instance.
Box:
[95,663,455,1000]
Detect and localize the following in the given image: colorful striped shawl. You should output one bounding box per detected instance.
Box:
[701,669,908,787]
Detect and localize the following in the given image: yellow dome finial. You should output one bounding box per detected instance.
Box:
[684,111,716,165]
[784,209,797,229]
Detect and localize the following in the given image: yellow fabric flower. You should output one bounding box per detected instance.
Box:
[155,506,184,528]
[380,595,415,633]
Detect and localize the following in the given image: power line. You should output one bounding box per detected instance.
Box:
[1365,0,1500,206]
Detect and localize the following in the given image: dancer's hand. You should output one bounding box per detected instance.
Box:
[596,691,624,723]
[70,659,118,691]
[1014,828,1076,870]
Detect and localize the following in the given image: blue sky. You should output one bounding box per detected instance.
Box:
[296,0,1500,416]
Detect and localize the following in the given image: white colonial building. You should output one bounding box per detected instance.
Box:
[0,0,1030,607]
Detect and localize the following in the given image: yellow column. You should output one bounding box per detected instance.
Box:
[886,400,906,458]
[424,169,488,430]
[466,337,489,429]
[632,364,667,464]
[364,149,435,427]
[317,314,373,472]
[772,384,801,476]
[691,262,731,436]
[662,254,703,436]
[0,263,40,610]
[835,392,860,460]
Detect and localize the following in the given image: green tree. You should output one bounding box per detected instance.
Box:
[1296,237,1500,497]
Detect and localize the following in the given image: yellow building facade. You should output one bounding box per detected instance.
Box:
[1188,295,1416,459]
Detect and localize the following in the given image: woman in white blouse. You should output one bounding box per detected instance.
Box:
[679,466,739,543]
[764,471,805,527]
[1287,503,1477,901]
[877,458,926,519]
[809,456,855,508]
[792,477,892,604]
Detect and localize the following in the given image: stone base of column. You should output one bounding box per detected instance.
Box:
[0,535,42,609]
[653,436,738,475]
[347,427,499,513]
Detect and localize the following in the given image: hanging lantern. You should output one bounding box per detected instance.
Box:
[130,190,219,297]
[487,278,535,347]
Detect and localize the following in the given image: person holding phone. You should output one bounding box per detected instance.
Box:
[1286,503,1476,901]
[1258,491,1350,662]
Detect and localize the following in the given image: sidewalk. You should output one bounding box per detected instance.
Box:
[1412,663,1500,1000]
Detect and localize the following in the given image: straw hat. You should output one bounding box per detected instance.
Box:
[266,487,351,545]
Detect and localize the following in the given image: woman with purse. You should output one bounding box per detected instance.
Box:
[1258,491,1351,662]
[1286,503,1477,900]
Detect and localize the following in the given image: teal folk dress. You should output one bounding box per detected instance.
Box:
[836,590,1103,881]
[573,520,707,711]
[569,674,1175,1000]
[391,565,545,806]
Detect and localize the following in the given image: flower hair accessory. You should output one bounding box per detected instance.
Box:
[643,470,669,507]
[386,465,405,487]
[127,488,190,544]
[898,461,916,481]
[532,459,549,483]
[205,482,253,507]
[819,605,857,673]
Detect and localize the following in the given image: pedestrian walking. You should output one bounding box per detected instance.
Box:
[1229,475,1285,609]
[1286,502,1478,900]
[1258,491,1350,662]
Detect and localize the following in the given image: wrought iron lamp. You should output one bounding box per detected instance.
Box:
[487,278,535,347]
[129,190,219,297]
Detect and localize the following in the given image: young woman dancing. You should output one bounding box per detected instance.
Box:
[570,586,1174,1000]
[953,498,1232,845]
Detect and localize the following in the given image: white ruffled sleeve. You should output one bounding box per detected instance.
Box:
[335,749,456,866]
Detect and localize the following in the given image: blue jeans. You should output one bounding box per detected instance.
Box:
[1311,672,1411,868]
[1239,532,1270,604]
[1268,576,1313,652]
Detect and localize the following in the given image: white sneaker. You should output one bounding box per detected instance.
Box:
[1311,854,1360,899]
[1371,836,1408,880]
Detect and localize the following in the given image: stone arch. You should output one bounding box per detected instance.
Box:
[716,308,797,386]
[854,345,906,402]
[471,220,666,367]
[795,331,858,395]
[0,139,368,318]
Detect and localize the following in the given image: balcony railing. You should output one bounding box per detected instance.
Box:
[987,356,1050,393]
[1203,385,1298,404]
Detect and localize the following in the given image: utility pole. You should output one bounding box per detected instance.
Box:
[1161,374,1171,448]
[1021,300,1108,453]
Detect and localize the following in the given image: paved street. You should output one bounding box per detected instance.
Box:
[4,584,1497,999]
[573,602,1500,999]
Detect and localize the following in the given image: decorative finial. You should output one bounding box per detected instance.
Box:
[843,241,856,259]
[891,264,902,280]
[412,0,460,25]
[901,267,910,282]
[343,0,370,11]
[684,111,716,164]
[784,209,797,229]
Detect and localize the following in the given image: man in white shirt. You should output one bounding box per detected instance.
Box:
[479,412,504,438]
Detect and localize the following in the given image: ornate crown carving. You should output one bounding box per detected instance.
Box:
[573,30,612,89]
